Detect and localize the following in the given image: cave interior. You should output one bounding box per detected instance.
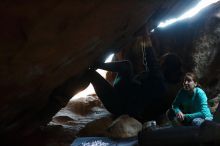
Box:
[1,0,220,146]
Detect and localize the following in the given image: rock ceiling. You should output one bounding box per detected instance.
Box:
[1,0,220,145]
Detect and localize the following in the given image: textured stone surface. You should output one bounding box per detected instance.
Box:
[1,0,220,145]
[0,1,166,144]
[152,4,220,99]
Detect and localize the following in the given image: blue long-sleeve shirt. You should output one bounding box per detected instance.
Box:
[172,87,213,121]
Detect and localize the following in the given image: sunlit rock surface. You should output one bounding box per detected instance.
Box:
[46,95,111,146]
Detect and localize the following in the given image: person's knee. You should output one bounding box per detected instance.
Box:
[192,118,205,126]
[166,109,176,121]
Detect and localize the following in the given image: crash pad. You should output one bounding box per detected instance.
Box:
[71,136,138,146]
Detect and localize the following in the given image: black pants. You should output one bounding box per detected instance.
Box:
[166,109,191,126]
[88,47,165,122]
[88,61,135,116]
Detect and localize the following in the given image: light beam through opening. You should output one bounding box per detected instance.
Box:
[71,54,115,100]
[157,0,219,28]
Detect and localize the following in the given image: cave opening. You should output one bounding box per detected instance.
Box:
[157,0,220,28]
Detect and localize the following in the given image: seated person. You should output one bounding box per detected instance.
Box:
[167,72,213,126]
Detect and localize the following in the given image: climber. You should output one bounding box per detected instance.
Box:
[87,35,183,123]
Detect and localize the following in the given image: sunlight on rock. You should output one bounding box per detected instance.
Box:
[71,54,114,101]
[158,0,219,28]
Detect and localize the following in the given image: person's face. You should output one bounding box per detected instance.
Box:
[183,75,197,92]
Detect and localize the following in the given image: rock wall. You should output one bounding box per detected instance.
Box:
[152,3,220,99]
[0,0,167,144]
[193,6,220,98]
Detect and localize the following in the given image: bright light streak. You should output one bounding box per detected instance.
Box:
[71,54,115,100]
[151,29,155,33]
[158,0,219,28]
[105,54,115,63]
[96,53,115,79]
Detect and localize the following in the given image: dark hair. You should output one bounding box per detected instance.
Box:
[160,53,182,71]
[124,35,152,74]
[185,72,197,81]
[185,72,201,87]
[160,53,183,83]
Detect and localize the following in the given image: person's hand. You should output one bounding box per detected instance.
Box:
[176,112,185,121]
